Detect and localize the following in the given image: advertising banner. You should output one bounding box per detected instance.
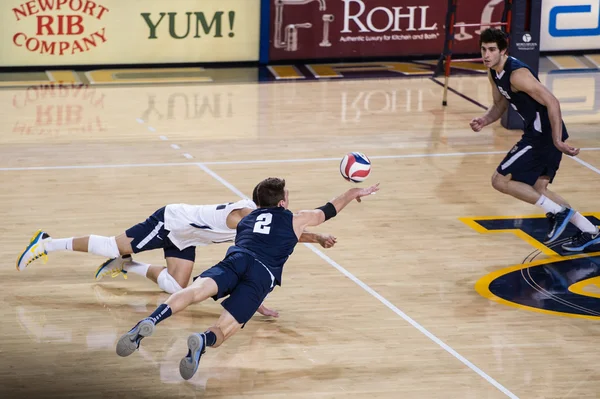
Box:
[269,0,504,61]
[540,0,600,51]
[1,0,260,67]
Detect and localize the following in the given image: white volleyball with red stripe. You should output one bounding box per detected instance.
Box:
[339,152,371,183]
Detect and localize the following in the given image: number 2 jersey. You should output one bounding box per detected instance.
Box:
[229,207,299,286]
[490,56,568,145]
[163,199,256,250]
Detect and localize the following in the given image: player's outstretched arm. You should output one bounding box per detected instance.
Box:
[292,183,380,238]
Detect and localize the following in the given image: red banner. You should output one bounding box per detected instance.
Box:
[269,0,504,61]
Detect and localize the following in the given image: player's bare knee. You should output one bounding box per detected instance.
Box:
[190,277,218,302]
[491,173,509,193]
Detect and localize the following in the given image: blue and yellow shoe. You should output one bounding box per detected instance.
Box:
[179,333,206,380]
[16,230,51,271]
[544,208,575,244]
[562,229,600,252]
[116,318,155,357]
[94,255,131,281]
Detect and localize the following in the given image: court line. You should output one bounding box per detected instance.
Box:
[569,155,600,175]
[2,147,600,172]
[194,161,519,399]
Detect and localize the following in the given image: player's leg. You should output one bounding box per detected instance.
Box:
[156,244,196,291]
[533,176,570,207]
[115,275,220,357]
[144,257,194,292]
[123,244,196,293]
[179,257,275,380]
[16,230,130,272]
[492,142,573,243]
[115,253,245,357]
[492,142,547,203]
[179,311,237,380]
[534,147,600,251]
[532,163,600,252]
[95,207,176,280]
[17,207,168,271]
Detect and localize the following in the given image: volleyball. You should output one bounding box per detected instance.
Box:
[339,152,371,183]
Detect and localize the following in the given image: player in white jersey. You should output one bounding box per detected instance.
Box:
[16,198,337,317]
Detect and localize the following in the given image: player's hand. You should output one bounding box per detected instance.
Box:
[317,234,337,248]
[257,303,279,318]
[555,141,580,156]
[355,183,380,203]
[470,117,486,132]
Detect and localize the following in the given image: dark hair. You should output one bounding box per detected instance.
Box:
[252,177,286,208]
[479,28,508,51]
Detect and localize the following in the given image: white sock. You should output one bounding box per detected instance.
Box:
[123,259,151,277]
[535,195,563,214]
[45,238,73,253]
[570,212,599,234]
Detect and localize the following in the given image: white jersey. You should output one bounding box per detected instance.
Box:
[164,199,256,250]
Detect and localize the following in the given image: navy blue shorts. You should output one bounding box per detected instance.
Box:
[496,140,563,186]
[125,207,196,262]
[195,252,275,324]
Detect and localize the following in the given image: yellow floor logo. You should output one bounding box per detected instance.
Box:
[461,214,600,319]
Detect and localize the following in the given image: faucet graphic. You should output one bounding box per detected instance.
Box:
[285,23,312,51]
[273,0,326,50]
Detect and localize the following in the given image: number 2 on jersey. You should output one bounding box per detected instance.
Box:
[253,213,272,234]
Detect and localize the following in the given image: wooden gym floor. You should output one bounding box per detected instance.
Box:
[1,66,600,399]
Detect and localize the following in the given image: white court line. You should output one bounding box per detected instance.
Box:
[3,147,600,172]
[570,155,600,175]
[305,245,519,399]
[193,161,519,399]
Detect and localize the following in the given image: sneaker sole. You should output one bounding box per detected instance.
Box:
[16,230,44,271]
[545,209,575,244]
[179,334,203,380]
[116,319,154,357]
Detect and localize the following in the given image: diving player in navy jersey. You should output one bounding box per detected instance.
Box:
[17,197,337,318]
[470,28,600,252]
[116,177,380,380]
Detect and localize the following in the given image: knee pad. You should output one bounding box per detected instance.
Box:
[157,269,183,294]
[88,235,121,258]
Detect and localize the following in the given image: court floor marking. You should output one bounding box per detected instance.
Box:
[570,155,600,176]
[2,147,600,172]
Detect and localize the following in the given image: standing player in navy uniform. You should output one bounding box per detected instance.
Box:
[470,28,600,252]
[115,177,380,380]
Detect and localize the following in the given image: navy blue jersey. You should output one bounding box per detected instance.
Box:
[228,207,298,285]
[491,56,568,144]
